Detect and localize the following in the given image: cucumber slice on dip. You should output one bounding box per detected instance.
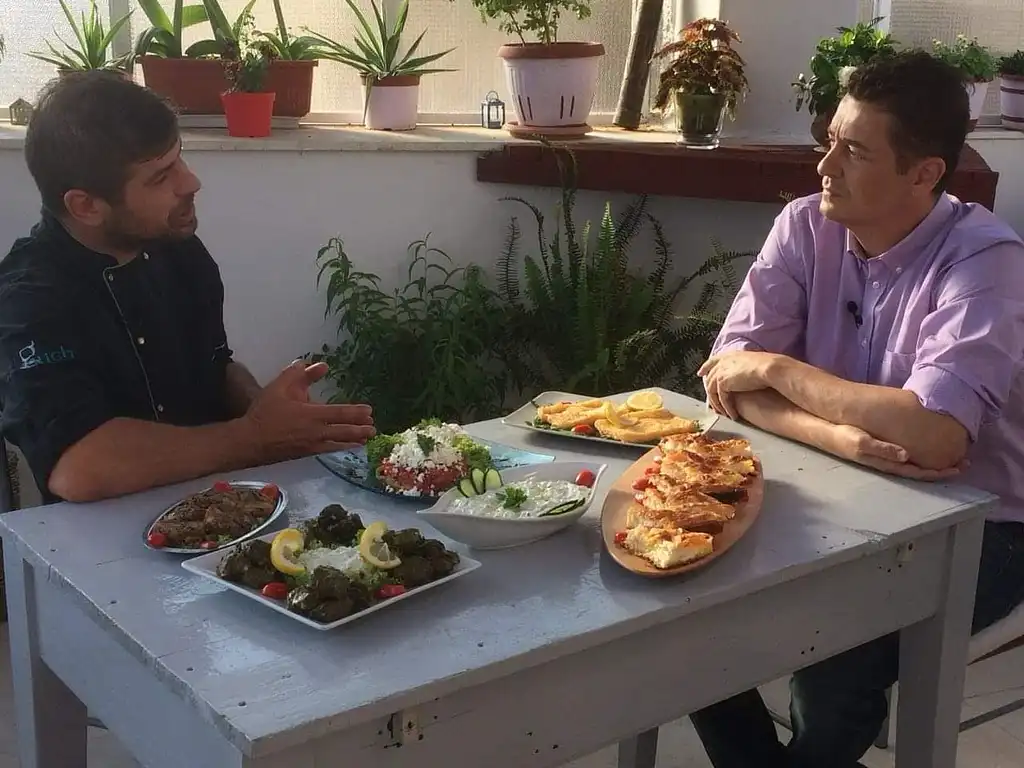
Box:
[458,477,478,497]
[484,468,502,490]
[470,467,487,494]
[540,500,584,517]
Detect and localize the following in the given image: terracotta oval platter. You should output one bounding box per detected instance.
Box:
[600,447,765,578]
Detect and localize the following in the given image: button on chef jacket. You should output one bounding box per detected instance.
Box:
[0,211,235,502]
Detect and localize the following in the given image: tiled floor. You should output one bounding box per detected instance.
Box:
[0,625,1021,767]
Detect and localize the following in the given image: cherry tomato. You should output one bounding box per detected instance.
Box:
[147,531,168,548]
[199,541,218,550]
[376,584,407,600]
[571,424,594,436]
[212,480,233,493]
[631,477,649,491]
[260,483,279,500]
[261,582,289,600]
[614,531,627,545]
[575,469,596,487]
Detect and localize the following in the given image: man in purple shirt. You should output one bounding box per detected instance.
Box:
[690,51,1024,767]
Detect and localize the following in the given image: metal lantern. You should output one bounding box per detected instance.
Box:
[480,90,505,129]
[8,98,33,126]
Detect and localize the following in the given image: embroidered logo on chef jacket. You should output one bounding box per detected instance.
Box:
[18,340,75,370]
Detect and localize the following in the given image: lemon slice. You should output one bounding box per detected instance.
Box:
[602,401,636,427]
[269,528,306,576]
[359,521,402,570]
[626,390,663,411]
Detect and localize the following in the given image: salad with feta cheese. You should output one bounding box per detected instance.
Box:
[365,419,494,497]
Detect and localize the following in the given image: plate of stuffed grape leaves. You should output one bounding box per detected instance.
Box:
[180,503,481,630]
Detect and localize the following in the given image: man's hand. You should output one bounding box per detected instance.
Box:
[241,361,376,463]
[699,351,779,419]
[828,423,960,482]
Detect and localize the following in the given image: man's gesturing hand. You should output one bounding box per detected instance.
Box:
[241,361,375,463]
[698,351,777,419]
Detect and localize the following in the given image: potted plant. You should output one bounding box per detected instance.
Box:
[135,0,219,114]
[256,0,322,118]
[461,0,603,138]
[998,50,1024,132]
[932,35,997,131]
[220,14,277,138]
[792,17,897,148]
[651,18,748,150]
[28,0,133,76]
[306,0,454,131]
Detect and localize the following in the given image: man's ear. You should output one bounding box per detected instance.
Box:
[62,189,108,227]
[911,156,946,196]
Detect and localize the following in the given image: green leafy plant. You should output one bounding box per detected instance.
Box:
[222,13,276,93]
[198,0,258,56]
[460,0,592,46]
[932,35,997,82]
[258,0,324,60]
[496,148,750,398]
[312,237,513,435]
[306,0,454,82]
[28,0,133,72]
[999,50,1024,77]
[652,18,748,116]
[134,0,209,58]
[792,17,898,117]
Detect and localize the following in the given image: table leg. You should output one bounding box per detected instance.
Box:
[617,728,659,768]
[895,518,984,768]
[4,544,88,768]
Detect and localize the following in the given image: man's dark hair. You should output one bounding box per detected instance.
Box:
[24,70,179,214]
[846,49,969,193]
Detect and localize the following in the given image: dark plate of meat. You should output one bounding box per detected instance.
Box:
[179,503,481,630]
[144,480,288,554]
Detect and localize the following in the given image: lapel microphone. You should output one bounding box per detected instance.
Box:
[846,301,863,328]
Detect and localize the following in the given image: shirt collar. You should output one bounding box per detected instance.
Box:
[844,194,956,271]
[35,209,123,272]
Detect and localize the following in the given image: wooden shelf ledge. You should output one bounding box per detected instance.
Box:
[476,138,999,210]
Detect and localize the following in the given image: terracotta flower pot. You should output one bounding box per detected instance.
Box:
[141,56,316,118]
[221,91,276,138]
[497,41,605,135]
[361,74,420,131]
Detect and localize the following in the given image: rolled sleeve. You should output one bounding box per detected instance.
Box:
[903,242,1024,441]
[0,281,115,494]
[711,205,808,358]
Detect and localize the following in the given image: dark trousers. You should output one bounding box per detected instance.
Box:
[690,521,1024,768]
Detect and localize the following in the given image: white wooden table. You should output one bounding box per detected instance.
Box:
[0,412,992,768]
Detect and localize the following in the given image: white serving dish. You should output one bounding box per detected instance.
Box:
[417,461,607,550]
[144,480,288,555]
[181,530,482,631]
[501,387,719,448]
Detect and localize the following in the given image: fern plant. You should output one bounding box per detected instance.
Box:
[312,236,512,434]
[496,147,750,398]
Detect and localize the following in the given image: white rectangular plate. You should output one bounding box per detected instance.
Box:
[181,531,482,631]
[501,387,720,448]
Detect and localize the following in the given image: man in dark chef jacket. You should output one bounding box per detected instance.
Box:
[0,70,376,503]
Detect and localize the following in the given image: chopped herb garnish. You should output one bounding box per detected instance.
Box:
[417,417,443,428]
[498,486,529,509]
[416,432,437,455]
[453,434,492,471]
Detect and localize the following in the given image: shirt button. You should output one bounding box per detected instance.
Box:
[106,273,114,282]
[143,253,150,260]
[137,336,145,345]
[861,340,868,348]
[895,267,903,275]
[156,404,165,413]
[872,280,880,289]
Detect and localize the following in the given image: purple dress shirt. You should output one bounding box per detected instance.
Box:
[713,193,1024,523]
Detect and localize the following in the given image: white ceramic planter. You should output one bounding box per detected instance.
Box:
[498,42,605,132]
[967,79,990,131]
[1000,74,1024,132]
[361,74,420,131]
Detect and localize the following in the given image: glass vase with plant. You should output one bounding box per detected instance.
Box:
[932,35,998,131]
[305,0,454,131]
[792,17,897,147]
[998,50,1024,132]
[28,0,133,75]
[651,18,748,150]
[457,0,604,137]
[220,13,277,138]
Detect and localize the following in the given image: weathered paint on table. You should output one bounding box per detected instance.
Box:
[0,408,993,768]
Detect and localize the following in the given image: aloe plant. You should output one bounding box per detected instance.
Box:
[29,0,133,72]
[134,0,209,58]
[259,0,324,61]
[305,0,455,81]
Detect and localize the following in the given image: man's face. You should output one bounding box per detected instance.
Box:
[816,96,942,229]
[102,139,202,247]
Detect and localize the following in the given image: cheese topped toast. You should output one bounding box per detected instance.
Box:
[629,485,737,529]
[623,525,714,569]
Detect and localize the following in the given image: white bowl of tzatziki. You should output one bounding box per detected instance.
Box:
[417,461,607,550]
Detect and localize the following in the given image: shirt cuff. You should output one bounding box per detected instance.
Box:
[712,338,765,356]
[902,364,986,442]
